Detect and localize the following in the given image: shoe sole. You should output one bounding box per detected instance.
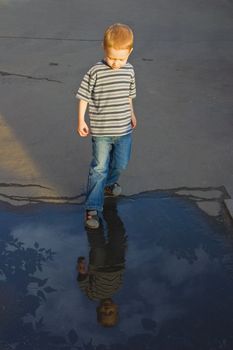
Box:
[104,189,122,197]
[85,218,100,229]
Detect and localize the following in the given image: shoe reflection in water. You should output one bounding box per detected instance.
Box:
[77,200,127,327]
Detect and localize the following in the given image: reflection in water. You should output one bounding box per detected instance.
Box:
[0,192,233,349]
[0,219,56,349]
[77,200,127,327]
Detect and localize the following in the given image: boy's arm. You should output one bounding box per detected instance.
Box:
[77,99,89,137]
[129,97,137,129]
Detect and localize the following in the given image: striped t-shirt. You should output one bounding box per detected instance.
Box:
[78,265,125,301]
[76,60,136,137]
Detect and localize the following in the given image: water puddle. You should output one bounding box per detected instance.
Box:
[0,191,233,350]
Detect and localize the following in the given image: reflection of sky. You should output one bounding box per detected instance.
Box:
[1,193,233,347]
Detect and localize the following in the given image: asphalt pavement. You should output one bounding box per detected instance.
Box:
[0,0,232,216]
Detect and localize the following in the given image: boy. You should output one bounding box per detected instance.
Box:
[76,23,137,229]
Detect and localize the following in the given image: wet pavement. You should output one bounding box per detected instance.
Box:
[1,190,233,350]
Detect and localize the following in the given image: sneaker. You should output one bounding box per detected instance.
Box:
[104,183,122,197]
[85,210,100,229]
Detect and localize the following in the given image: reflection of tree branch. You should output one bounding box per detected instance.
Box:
[0,231,59,347]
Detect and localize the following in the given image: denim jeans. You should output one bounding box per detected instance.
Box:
[87,202,127,269]
[85,133,132,212]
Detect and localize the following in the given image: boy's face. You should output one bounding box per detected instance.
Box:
[96,298,119,326]
[104,47,133,70]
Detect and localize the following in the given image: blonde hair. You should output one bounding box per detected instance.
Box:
[103,23,134,50]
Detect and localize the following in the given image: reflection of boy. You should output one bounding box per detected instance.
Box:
[77,203,127,327]
[76,23,137,229]
[77,256,120,327]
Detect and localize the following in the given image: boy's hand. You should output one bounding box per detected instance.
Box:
[77,120,89,137]
[77,257,88,274]
[131,114,137,129]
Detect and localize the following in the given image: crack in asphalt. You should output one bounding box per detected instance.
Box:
[0,184,229,205]
[0,192,85,203]
[0,35,101,42]
[0,70,63,83]
[133,186,229,199]
[0,36,233,43]
[0,183,51,190]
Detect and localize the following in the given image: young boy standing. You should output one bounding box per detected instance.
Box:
[76,23,137,229]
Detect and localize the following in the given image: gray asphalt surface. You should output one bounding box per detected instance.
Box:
[0,0,233,205]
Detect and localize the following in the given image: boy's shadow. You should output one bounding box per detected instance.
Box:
[77,199,127,327]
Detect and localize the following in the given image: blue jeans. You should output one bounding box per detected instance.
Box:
[85,133,132,212]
